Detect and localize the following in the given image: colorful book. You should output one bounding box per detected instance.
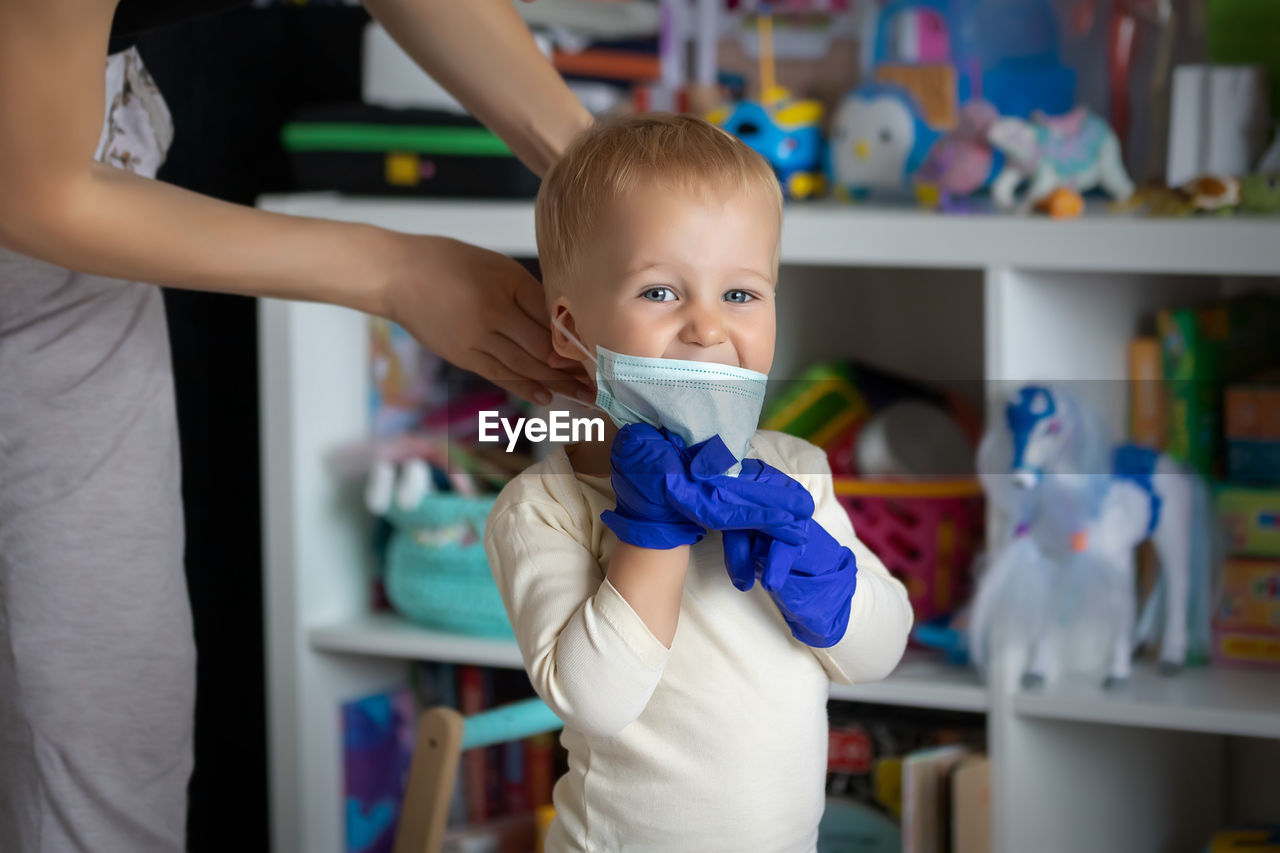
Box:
[341,688,416,853]
[525,732,556,809]
[458,665,490,824]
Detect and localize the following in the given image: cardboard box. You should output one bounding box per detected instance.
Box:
[1217,558,1280,629]
[1219,487,1280,557]
[1226,370,1280,440]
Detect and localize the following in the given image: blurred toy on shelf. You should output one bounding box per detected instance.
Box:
[1067,0,1175,172]
[1241,173,1280,212]
[969,385,1214,688]
[986,106,1134,210]
[1121,172,1280,217]
[761,360,977,476]
[830,82,940,198]
[831,0,1075,198]
[913,100,1002,210]
[707,3,827,198]
[910,611,971,665]
[856,398,974,478]
[709,91,826,198]
[713,0,860,118]
[368,458,510,638]
[836,476,985,627]
[1032,186,1085,218]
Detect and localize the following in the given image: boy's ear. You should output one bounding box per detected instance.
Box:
[550,301,589,364]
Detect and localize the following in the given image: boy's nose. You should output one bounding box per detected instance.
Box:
[679,305,727,348]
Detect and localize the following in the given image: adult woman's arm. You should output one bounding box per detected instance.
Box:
[0,0,589,404]
[363,0,593,179]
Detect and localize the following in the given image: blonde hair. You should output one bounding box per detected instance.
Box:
[535,113,783,296]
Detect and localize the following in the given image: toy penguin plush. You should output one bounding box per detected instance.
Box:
[829,83,940,198]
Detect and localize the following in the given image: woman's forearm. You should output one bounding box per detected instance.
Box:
[5,163,398,316]
[364,0,593,177]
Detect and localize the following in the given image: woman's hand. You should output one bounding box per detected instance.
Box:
[382,233,591,406]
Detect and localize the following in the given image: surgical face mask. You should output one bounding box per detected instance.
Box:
[552,316,768,469]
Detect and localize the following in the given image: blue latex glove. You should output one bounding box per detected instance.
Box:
[601,424,815,549]
[723,520,858,648]
[601,425,705,549]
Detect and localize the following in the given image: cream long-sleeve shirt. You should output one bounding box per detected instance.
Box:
[483,430,912,853]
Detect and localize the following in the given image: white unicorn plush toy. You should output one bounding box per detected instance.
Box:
[969,385,1213,688]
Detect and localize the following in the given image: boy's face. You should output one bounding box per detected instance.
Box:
[553,183,779,376]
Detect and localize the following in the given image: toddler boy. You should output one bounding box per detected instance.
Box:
[484,114,912,852]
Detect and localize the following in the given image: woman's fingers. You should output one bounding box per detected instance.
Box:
[470,350,554,407]
[503,275,561,364]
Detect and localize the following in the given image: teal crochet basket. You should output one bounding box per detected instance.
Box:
[383,492,513,638]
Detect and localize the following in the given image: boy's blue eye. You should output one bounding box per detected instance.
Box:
[642,287,675,302]
[724,290,754,303]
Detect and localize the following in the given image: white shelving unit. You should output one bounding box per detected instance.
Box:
[258,194,1280,853]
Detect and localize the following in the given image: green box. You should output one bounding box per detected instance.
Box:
[1158,294,1280,477]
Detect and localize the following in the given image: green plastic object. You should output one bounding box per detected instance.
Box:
[1207,0,1280,120]
[280,123,514,157]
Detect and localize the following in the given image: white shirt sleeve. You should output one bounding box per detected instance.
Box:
[485,497,672,737]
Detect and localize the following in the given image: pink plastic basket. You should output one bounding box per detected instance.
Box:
[834,477,985,623]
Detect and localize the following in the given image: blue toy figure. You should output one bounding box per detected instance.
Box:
[709,93,826,200]
[707,5,825,200]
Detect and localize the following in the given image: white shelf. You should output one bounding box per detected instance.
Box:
[1013,662,1280,740]
[310,612,986,712]
[257,193,1280,277]
[311,612,525,669]
[829,652,988,712]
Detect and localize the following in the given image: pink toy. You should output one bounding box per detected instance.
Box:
[914,100,1000,211]
[835,477,985,625]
